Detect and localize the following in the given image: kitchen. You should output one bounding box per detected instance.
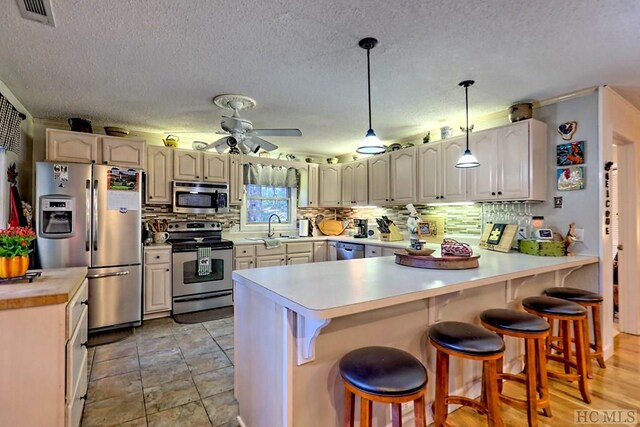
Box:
[0,0,637,423]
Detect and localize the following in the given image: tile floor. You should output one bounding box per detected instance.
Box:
[83,316,239,427]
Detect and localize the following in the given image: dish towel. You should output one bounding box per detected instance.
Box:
[262,238,282,249]
[197,247,212,276]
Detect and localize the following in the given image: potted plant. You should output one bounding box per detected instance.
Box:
[0,226,36,278]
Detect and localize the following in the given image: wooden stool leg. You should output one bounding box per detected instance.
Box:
[573,319,592,404]
[433,350,449,427]
[484,359,504,427]
[546,318,555,357]
[592,304,606,368]
[360,397,373,427]
[391,403,402,427]
[535,337,552,418]
[583,316,593,379]
[497,333,504,393]
[524,338,538,427]
[343,387,355,427]
[414,395,426,427]
[561,320,572,375]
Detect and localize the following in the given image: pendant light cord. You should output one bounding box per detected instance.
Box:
[367,47,372,131]
[465,84,469,150]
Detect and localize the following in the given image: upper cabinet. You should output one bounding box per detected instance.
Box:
[173,150,203,181]
[341,159,368,207]
[319,164,342,207]
[417,139,467,203]
[101,136,146,169]
[468,119,547,202]
[368,154,390,205]
[389,147,417,204]
[146,146,173,204]
[203,152,229,183]
[229,155,244,205]
[308,163,319,207]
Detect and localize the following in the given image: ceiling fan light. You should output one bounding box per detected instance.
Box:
[455,149,480,168]
[357,129,386,154]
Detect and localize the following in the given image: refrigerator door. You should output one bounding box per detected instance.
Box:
[91,165,142,267]
[35,162,92,268]
[87,264,142,330]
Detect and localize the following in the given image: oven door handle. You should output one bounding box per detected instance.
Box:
[173,292,232,303]
[214,190,219,213]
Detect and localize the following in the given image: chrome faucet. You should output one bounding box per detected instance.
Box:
[267,213,282,238]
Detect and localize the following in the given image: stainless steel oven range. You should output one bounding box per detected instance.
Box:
[167,220,233,314]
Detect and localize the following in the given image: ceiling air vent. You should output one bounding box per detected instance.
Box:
[16,0,56,27]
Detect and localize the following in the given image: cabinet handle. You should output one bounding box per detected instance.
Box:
[196,176,200,179]
[249,261,253,264]
[166,268,170,272]
[81,299,89,306]
[80,394,88,401]
[205,176,208,179]
[385,199,389,201]
[281,258,285,261]
[149,196,153,199]
[491,192,496,196]
[497,191,502,195]
[372,251,376,254]
[156,255,160,259]
[441,196,445,199]
[91,160,96,164]
[81,341,88,348]
[310,202,313,205]
[436,196,440,199]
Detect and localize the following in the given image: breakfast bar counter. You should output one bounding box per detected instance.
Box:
[232,249,599,426]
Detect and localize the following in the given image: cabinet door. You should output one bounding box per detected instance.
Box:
[144,263,171,313]
[353,160,368,205]
[319,165,342,207]
[441,138,468,202]
[390,148,417,204]
[327,242,337,261]
[417,143,441,203]
[234,257,255,270]
[146,146,174,204]
[255,256,286,268]
[173,150,203,180]
[287,253,313,265]
[368,155,390,205]
[101,137,146,169]
[308,164,319,207]
[46,130,98,163]
[381,247,398,257]
[313,242,327,262]
[468,131,498,201]
[341,163,355,207]
[203,153,229,183]
[229,156,244,204]
[497,122,529,199]
[365,245,383,258]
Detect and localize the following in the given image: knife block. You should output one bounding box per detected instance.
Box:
[380,224,403,241]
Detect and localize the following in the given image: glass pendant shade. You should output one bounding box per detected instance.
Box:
[455,148,480,168]
[357,129,385,154]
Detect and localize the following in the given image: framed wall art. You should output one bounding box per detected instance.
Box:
[557,166,585,191]
[557,141,585,166]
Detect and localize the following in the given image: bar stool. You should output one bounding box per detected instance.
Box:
[480,309,551,427]
[544,287,606,378]
[339,346,427,427]
[522,296,591,404]
[428,321,505,427]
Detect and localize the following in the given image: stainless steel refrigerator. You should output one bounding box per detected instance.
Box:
[35,162,142,331]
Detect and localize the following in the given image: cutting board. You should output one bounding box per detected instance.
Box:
[418,215,445,243]
[318,219,348,236]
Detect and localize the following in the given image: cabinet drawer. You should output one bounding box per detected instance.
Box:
[66,279,88,340]
[144,249,171,264]
[66,350,88,427]
[286,242,314,254]
[365,245,383,258]
[256,244,285,257]
[66,306,88,403]
[235,245,256,257]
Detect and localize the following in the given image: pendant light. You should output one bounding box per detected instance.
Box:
[356,37,386,155]
[455,80,480,168]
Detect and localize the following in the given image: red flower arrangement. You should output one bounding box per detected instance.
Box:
[0,226,36,257]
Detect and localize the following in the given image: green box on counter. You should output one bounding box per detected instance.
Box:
[518,239,566,256]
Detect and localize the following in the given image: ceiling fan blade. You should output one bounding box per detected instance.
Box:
[247,135,278,152]
[193,137,228,152]
[250,129,302,137]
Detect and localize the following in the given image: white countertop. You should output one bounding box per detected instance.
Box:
[232,248,599,320]
[227,234,481,248]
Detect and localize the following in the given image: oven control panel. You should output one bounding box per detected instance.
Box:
[168,221,222,231]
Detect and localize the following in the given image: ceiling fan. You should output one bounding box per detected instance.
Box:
[175,94,302,154]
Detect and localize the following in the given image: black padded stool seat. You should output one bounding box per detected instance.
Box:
[544,287,603,303]
[522,296,586,317]
[480,308,550,333]
[339,346,427,396]
[429,321,505,356]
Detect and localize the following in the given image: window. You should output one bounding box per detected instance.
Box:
[241,184,296,231]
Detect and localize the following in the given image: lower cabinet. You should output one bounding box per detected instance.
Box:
[365,245,398,257]
[143,246,172,318]
[313,241,327,262]
[256,256,287,268]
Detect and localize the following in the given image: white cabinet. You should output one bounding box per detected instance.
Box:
[101,136,146,169]
[203,152,229,183]
[173,149,203,181]
[468,119,547,202]
[146,146,173,204]
[365,245,398,258]
[46,129,99,163]
[256,256,287,268]
[229,155,244,205]
[319,164,342,207]
[327,241,338,261]
[234,245,256,270]
[307,164,319,207]
[341,159,368,206]
[389,147,417,204]
[286,242,313,265]
[417,139,467,203]
[313,241,327,262]
[368,155,390,205]
[143,246,172,317]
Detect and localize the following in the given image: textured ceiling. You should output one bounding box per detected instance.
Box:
[1,0,640,155]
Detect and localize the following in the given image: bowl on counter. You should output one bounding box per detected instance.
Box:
[104,126,130,137]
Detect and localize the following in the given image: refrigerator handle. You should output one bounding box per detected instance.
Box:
[85,179,91,252]
[87,271,130,279]
[93,179,98,252]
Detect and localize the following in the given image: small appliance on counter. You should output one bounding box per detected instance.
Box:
[353,218,368,238]
[298,218,312,237]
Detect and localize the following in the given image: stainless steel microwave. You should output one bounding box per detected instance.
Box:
[172,181,229,214]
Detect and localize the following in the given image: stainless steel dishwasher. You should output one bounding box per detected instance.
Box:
[336,242,365,260]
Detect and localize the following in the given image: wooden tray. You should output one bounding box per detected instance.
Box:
[394,250,480,270]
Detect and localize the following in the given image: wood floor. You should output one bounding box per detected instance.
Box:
[443,333,640,427]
